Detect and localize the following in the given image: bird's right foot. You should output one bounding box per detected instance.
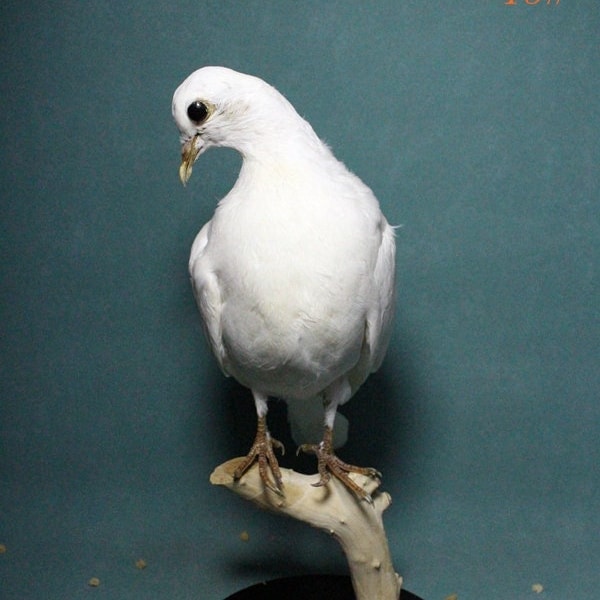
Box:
[233,415,285,496]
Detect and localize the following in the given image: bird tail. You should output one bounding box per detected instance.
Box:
[285,397,349,449]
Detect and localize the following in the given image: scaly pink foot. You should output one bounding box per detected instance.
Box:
[234,415,285,496]
[299,426,381,503]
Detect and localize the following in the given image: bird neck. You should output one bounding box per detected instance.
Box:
[246,125,331,172]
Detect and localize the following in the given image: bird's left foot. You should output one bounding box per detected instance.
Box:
[298,427,381,503]
[234,415,285,496]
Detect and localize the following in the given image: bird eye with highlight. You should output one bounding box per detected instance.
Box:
[187,100,209,124]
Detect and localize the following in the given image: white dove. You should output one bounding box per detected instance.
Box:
[172,67,396,501]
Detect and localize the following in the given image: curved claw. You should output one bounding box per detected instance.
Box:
[298,429,381,503]
[234,416,285,496]
[272,437,286,456]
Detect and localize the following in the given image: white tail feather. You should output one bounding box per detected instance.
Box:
[285,397,349,449]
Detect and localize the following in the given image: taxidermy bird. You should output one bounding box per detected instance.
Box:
[172,67,396,501]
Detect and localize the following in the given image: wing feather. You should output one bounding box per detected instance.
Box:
[189,222,229,375]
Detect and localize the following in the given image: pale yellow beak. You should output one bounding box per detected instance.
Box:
[179,135,203,186]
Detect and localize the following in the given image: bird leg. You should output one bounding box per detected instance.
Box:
[299,426,382,504]
[233,415,285,496]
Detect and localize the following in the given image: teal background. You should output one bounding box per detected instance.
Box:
[1,1,598,599]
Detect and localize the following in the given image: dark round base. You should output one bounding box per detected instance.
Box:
[224,575,423,599]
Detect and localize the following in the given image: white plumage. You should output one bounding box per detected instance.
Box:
[172,67,395,500]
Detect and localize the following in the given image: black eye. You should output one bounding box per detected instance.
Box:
[187,100,209,124]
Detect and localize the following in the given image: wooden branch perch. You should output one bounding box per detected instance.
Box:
[210,457,402,600]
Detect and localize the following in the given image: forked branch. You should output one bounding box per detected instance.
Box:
[210,458,402,600]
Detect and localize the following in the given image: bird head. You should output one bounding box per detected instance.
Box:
[172,66,299,185]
